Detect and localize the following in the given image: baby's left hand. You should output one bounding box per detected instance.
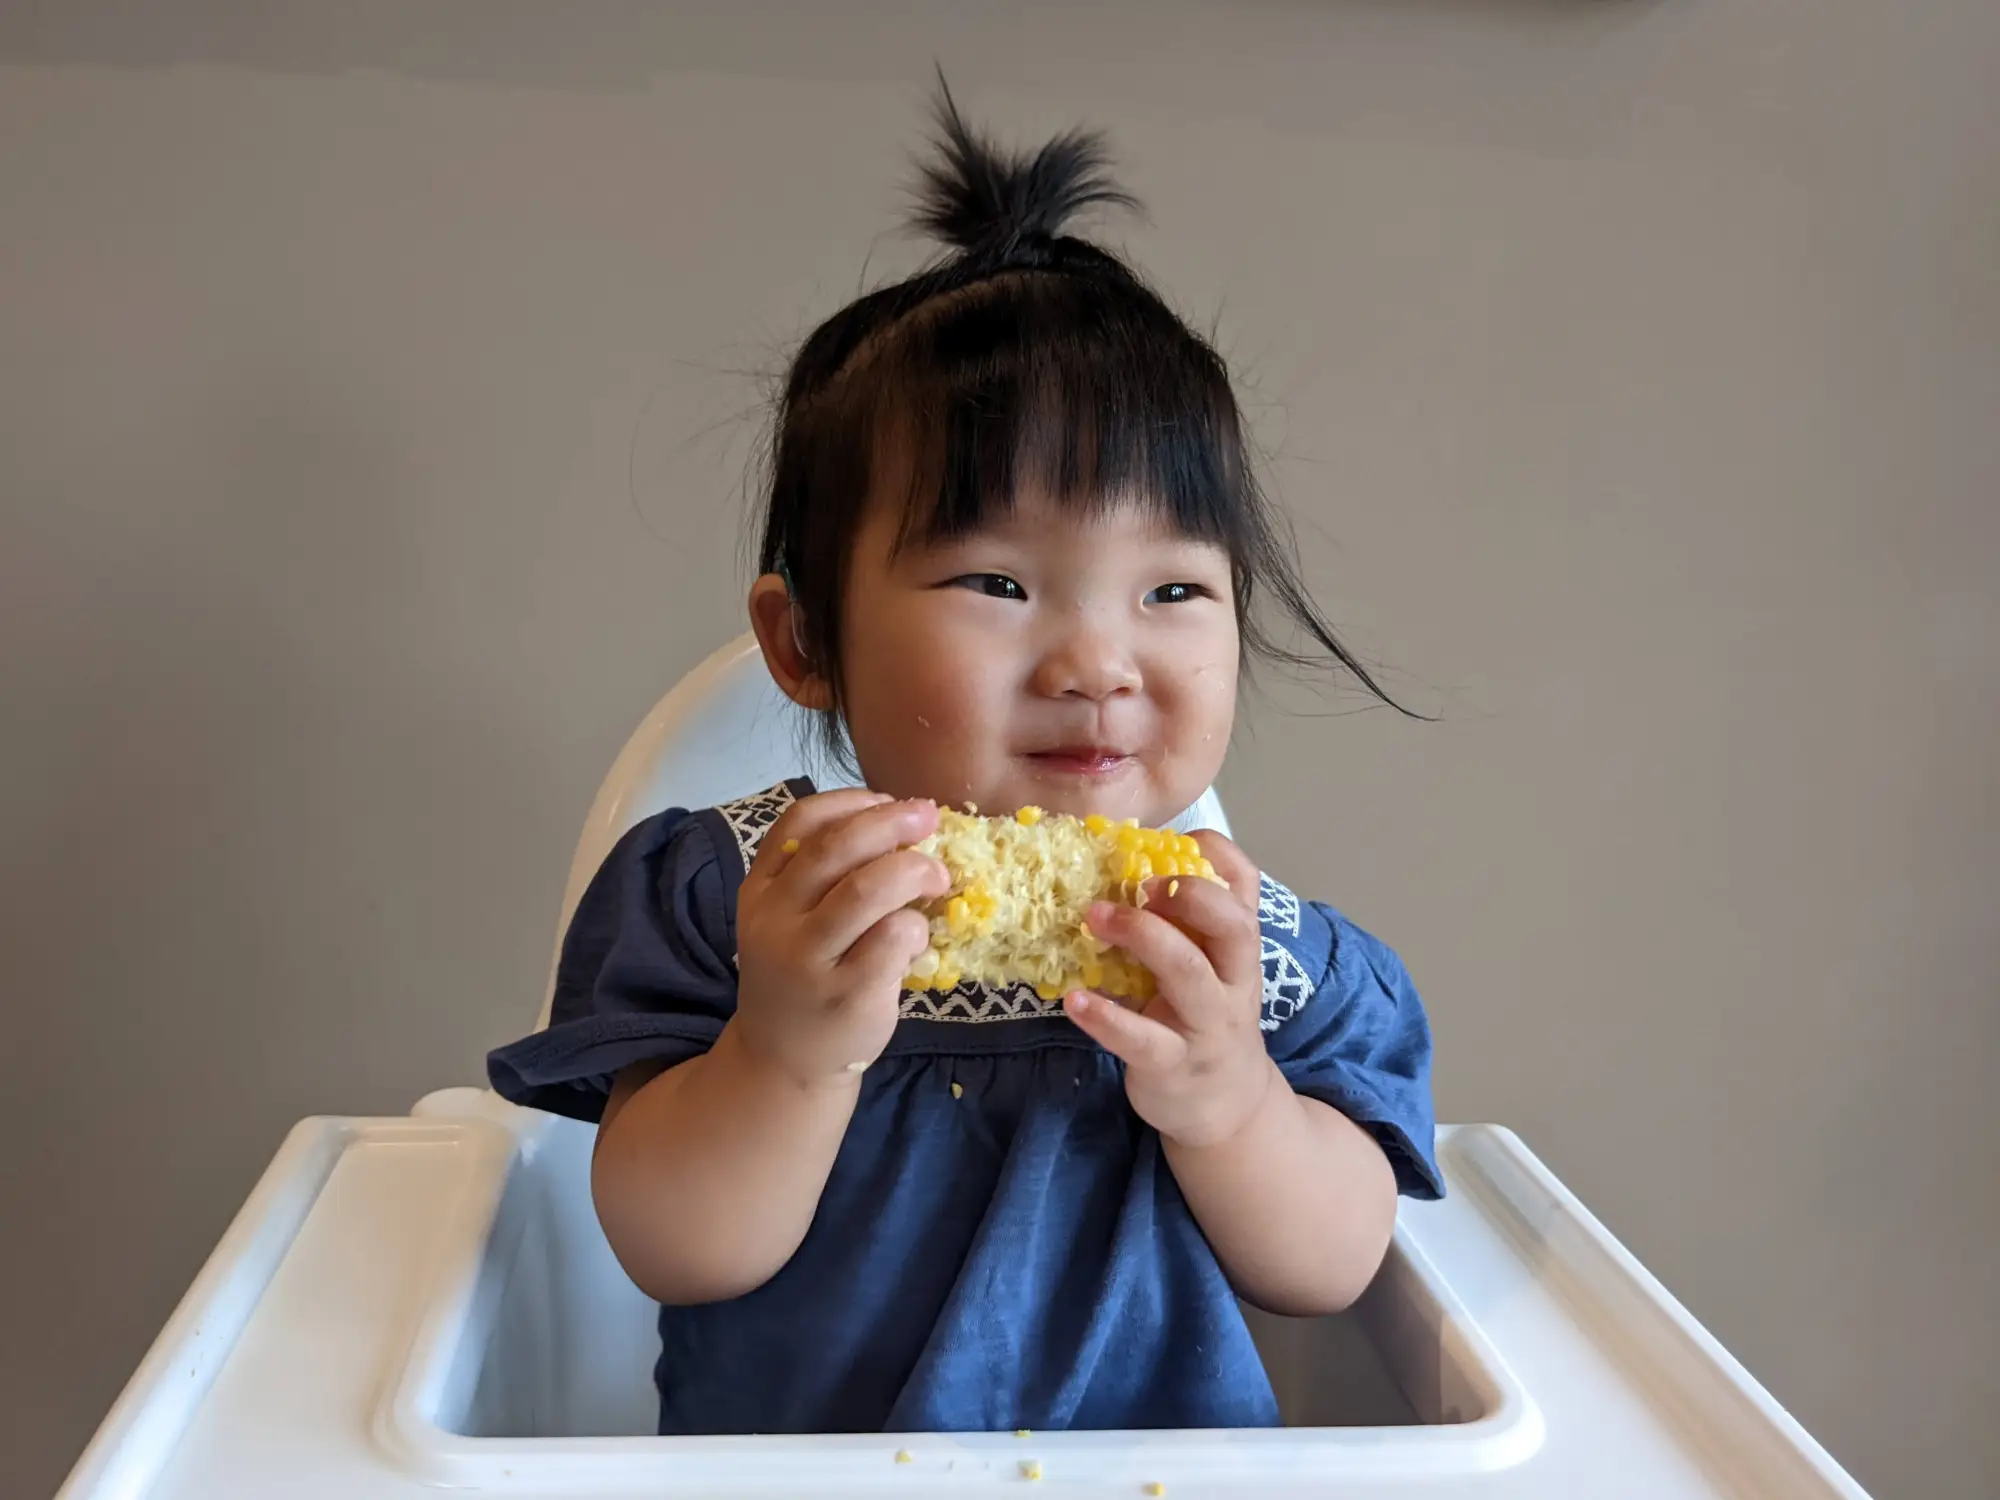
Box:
[1066,830,1278,1150]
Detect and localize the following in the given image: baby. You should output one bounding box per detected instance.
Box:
[489,84,1440,1436]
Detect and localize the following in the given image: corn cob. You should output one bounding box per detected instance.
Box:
[902,806,1222,1002]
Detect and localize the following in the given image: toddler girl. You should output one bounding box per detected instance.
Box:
[488,87,1440,1437]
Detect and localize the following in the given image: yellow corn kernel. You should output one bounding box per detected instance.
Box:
[903,808,1227,1000]
[780,838,800,854]
[1020,1459,1043,1481]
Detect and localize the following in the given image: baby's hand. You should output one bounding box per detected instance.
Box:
[733,790,948,1088]
[1066,830,1277,1149]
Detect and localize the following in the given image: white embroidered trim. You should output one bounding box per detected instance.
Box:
[719,782,801,872]
[1257,874,1313,1032]
[1258,872,1301,936]
[1260,935,1314,1032]
[901,982,1064,1023]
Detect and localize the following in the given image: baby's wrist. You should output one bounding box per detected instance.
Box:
[717,1016,869,1098]
[1160,1056,1285,1153]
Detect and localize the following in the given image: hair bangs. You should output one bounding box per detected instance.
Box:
[873,273,1249,558]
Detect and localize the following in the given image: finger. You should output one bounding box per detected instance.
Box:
[1088,902,1225,1021]
[807,847,950,961]
[778,798,941,910]
[1191,829,1261,916]
[751,789,892,880]
[1145,875,1262,993]
[1066,990,1189,1072]
[838,907,934,993]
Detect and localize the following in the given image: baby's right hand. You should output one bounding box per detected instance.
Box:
[731,790,947,1088]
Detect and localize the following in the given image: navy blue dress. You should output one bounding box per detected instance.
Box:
[488,779,1441,1435]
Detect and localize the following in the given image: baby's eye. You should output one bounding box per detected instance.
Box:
[1145,581,1209,605]
[951,573,1027,601]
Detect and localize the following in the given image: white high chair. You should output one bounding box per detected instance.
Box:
[60,635,1871,1500]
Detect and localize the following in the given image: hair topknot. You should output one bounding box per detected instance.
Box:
[910,75,1140,262]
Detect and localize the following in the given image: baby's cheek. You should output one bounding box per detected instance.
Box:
[1168,666,1236,764]
[848,666,998,800]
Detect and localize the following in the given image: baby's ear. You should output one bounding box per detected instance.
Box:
[749,574,835,710]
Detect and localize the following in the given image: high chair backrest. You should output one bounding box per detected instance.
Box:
[536,633,1231,1030]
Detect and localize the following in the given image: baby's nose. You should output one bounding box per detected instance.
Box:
[1033,627,1141,699]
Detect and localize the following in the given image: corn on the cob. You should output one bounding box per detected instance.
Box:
[901,806,1221,1002]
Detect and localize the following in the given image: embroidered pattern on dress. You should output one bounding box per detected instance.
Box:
[901,982,1064,1023]
[1257,875,1313,1032]
[1258,873,1301,937]
[719,782,801,872]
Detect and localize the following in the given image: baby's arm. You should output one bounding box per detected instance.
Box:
[589,791,947,1306]
[1066,831,1405,1316]
[592,1039,865,1305]
[1163,1075,1397,1315]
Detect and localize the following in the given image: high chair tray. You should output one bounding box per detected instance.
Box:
[60,1090,1868,1499]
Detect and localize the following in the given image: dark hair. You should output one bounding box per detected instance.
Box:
[758,80,1405,759]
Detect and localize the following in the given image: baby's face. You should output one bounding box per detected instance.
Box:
[836,488,1239,825]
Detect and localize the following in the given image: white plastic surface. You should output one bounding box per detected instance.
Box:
[60,1098,1870,1499]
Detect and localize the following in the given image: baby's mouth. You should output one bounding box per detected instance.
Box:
[1024,745,1136,778]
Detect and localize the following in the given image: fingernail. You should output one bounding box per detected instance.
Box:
[1066,991,1091,1014]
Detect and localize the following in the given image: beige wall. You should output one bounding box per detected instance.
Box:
[3,3,1995,1495]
